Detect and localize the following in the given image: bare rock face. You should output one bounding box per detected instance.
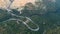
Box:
[10,0,36,9]
[0,0,11,9]
[0,0,36,10]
